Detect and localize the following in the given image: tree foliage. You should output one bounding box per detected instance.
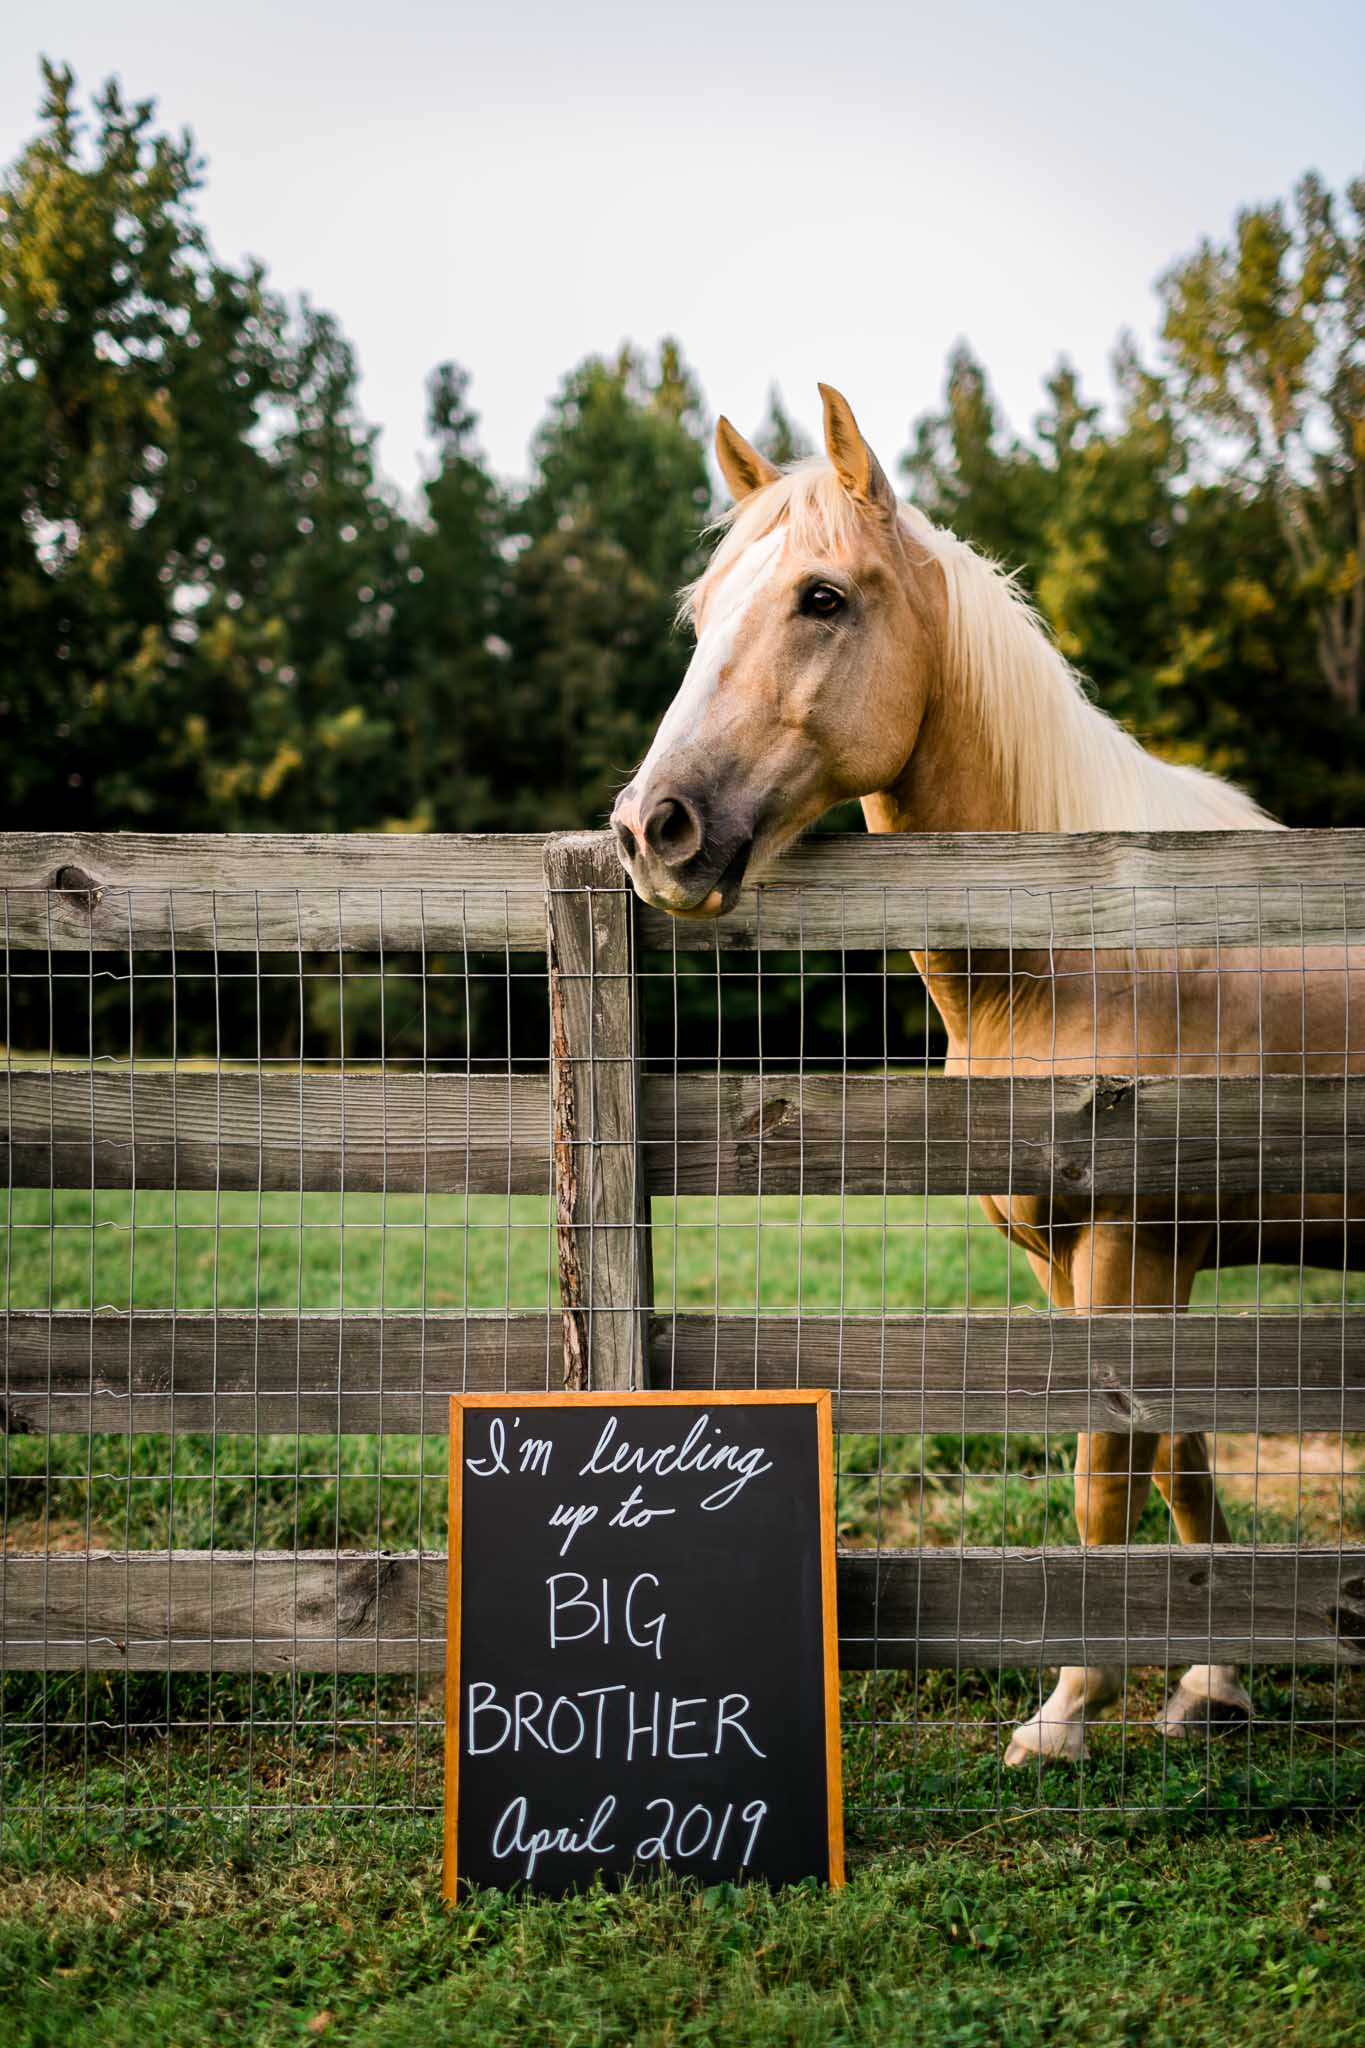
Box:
[2,65,1362,846]
[904,319,1365,823]
[1159,174,1365,718]
[506,340,711,825]
[755,386,812,465]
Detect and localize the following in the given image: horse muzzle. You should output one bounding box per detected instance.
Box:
[610,782,754,917]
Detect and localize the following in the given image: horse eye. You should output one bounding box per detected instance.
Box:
[801,582,846,619]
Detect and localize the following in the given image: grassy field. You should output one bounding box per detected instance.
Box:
[3,1190,1363,2043]
[1,1801,1362,2045]
[11,1187,1365,1317]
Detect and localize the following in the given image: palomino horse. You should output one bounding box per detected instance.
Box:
[611,384,1364,1765]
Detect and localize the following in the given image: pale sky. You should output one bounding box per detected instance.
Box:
[3,1,1363,503]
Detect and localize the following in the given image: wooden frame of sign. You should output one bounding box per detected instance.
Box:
[444,1390,843,1898]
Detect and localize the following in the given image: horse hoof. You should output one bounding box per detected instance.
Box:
[1157,1668,1253,1739]
[1004,1717,1089,1767]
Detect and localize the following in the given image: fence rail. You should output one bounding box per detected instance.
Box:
[4,826,1364,1811]
[7,825,1365,947]
[5,1308,1363,1437]
[2,1068,553,1192]
[3,1545,1360,1673]
[11,1068,1364,1197]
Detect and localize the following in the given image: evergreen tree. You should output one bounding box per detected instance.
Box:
[508,340,713,824]
[901,343,1053,578]
[754,386,812,465]
[899,328,1365,825]
[248,302,407,831]
[1030,347,1178,741]
[522,339,711,588]
[0,64,290,824]
[394,362,513,828]
[0,67,416,833]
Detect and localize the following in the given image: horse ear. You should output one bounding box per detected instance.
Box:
[818,383,896,519]
[716,416,781,502]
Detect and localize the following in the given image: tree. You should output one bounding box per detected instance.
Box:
[1029,348,1179,742]
[1160,173,1365,714]
[245,302,407,831]
[1028,345,1357,816]
[507,340,713,824]
[754,385,812,465]
[522,339,711,589]
[902,343,1054,577]
[392,362,513,828]
[0,65,414,834]
[0,63,291,824]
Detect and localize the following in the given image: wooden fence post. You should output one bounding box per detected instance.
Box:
[545,832,653,1391]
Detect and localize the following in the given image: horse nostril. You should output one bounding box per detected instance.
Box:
[643,795,703,868]
[613,818,637,861]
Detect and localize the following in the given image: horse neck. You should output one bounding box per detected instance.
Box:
[861,528,1270,1047]
[861,696,1034,1047]
[861,592,1048,1045]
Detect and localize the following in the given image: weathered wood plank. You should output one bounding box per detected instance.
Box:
[0,1068,552,1192]
[835,1543,1365,1670]
[0,832,549,952]
[640,1071,1365,1195]
[635,828,1365,951]
[0,1313,558,1435]
[0,1551,446,1673]
[6,1309,1363,1436]
[2,1547,1360,1671]
[6,1066,1362,1196]
[657,1311,1365,1435]
[546,834,653,1390]
[4,830,1365,954]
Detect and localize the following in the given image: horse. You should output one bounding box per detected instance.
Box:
[609,383,1365,1765]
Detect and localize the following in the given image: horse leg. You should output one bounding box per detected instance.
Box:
[1004,1235,1158,1765]
[1004,1425,1158,1763]
[1151,1432,1252,1735]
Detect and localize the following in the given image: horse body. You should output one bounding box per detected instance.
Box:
[611,386,1361,1763]
[935,940,1365,1756]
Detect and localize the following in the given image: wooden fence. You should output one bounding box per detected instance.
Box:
[2,827,1364,1681]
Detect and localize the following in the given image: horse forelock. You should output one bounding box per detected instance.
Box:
[678,461,870,627]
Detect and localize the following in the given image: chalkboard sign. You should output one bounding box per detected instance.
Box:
[444,1390,842,1897]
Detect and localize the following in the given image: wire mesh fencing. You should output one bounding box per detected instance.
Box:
[1,828,1363,1859]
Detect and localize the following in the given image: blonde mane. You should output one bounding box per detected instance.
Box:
[684,460,1276,835]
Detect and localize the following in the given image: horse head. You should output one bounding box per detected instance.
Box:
[610,386,945,916]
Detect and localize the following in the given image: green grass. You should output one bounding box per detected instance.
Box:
[0,1803,1362,2046]
[3,1190,1363,2043]
[8,1188,1365,1316]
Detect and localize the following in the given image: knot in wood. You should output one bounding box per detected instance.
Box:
[333,1555,401,1633]
[0,1397,31,1436]
[51,863,103,913]
[740,1096,794,1140]
[1090,1077,1136,1115]
[1095,1370,1157,1430]
[1327,1597,1365,1659]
